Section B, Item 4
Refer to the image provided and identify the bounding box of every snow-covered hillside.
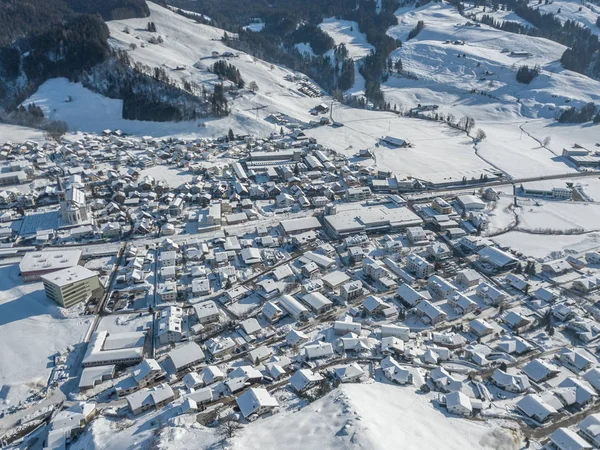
[319,18,373,97]
[21,2,329,137]
[385,1,600,120]
[530,0,600,36]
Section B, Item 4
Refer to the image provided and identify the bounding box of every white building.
[59,186,92,225]
[406,253,434,279]
[41,265,100,308]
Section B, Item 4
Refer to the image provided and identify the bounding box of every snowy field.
[0,265,91,407]
[0,123,47,143]
[493,230,600,260]
[138,165,196,188]
[305,107,496,182]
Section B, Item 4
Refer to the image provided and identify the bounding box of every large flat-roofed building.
[249,149,302,162]
[324,203,421,238]
[0,170,27,186]
[82,330,146,367]
[279,216,322,236]
[19,249,83,282]
[41,265,100,308]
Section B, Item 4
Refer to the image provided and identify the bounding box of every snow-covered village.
[1,0,600,449]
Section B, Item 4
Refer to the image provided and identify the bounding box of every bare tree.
[248,81,259,93]
[218,417,242,440]
[44,120,68,142]
[475,128,487,141]
[542,136,551,147]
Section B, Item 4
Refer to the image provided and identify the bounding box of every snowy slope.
[74,382,520,450]
[319,18,373,96]
[22,2,329,137]
[385,1,600,119]
[379,1,600,177]
[531,0,600,36]
[319,18,375,60]
[235,383,519,450]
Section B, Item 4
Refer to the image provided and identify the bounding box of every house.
[381,356,412,384]
[236,388,279,419]
[278,294,309,320]
[573,276,600,293]
[583,368,600,392]
[363,295,387,315]
[555,377,597,408]
[426,242,452,261]
[193,301,220,324]
[165,343,205,373]
[157,306,184,345]
[457,194,485,211]
[381,336,405,355]
[396,284,425,308]
[305,342,334,360]
[490,369,530,393]
[247,346,274,365]
[341,280,363,302]
[381,324,410,341]
[126,383,175,416]
[301,292,333,314]
[407,226,428,245]
[549,428,592,450]
[521,359,560,383]
[415,301,447,325]
[445,391,473,416]
[427,275,456,300]
[455,269,481,288]
[476,282,506,306]
[558,348,594,372]
[447,292,477,315]
[186,387,214,406]
[334,319,362,335]
[334,363,364,383]
[469,318,495,337]
[289,369,323,392]
[286,329,309,347]
[45,402,98,449]
[542,260,572,277]
[579,414,600,447]
[516,394,558,422]
[206,336,237,358]
[502,310,531,330]
[239,318,262,336]
[496,336,533,355]
[406,253,434,279]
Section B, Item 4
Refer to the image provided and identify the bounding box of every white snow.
[305,106,496,183]
[0,265,91,407]
[294,42,316,57]
[234,382,520,450]
[319,18,375,60]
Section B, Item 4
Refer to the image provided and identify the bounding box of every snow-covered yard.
[0,265,91,407]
